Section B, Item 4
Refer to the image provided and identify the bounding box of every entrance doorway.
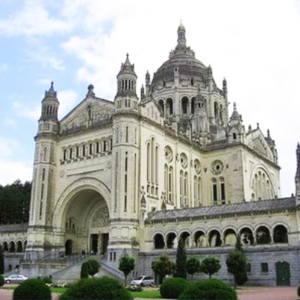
[101,234,109,255]
[91,234,98,254]
[276,261,291,286]
[65,239,73,256]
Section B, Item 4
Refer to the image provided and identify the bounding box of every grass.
[1,286,67,294]
[130,290,161,298]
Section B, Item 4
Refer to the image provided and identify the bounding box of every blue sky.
[0,0,300,197]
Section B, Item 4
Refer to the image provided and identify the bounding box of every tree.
[200,256,221,278]
[119,255,135,286]
[86,259,101,277]
[226,235,247,288]
[175,238,187,279]
[152,256,175,283]
[226,250,247,288]
[186,256,201,280]
[80,262,89,278]
[0,245,4,274]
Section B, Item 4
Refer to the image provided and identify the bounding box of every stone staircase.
[51,255,124,283]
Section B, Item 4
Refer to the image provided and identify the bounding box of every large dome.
[151,24,209,90]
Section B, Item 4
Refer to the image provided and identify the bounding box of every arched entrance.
[65,239,73,256]
[60,187,110,256]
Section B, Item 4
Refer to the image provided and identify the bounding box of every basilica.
[1,23,300,286]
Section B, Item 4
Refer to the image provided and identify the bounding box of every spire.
[43,81,58,102]
[49,81,54,92]
[230,102,242,122]
[177,21,186,48]
[40,81,59,122]
[118,53,136,77]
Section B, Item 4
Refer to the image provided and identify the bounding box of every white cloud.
[4,117,17,127]
[58,89,79,119]
[0,137,32,184]
[26,45,65,70]
[0,0,72,37]
[0,159,33,185]
[0,137,19,158]
[13,101,40,120]
[0,64,8,71]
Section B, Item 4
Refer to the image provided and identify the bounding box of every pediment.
[60,98,114,133]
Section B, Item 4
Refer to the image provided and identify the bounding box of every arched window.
[166,233,177,249]
[154,234,165,249]
[212,178,218,204]
[147,138,159,195]
[233,132,237,140]
[116,127,119,143]
[125,127,129,142]
[180,170,184,207]
[194,231,207,248]
[209,230,222,247]
[224,229,237,246]
[214,102,219,120]
[124,152,128,212]
[158,100,164,115]
[166,98,173,116]
[273,225,288,243]
[256,226,271,244]
[220,177,226,204]
[184,172,188,207]
[191,97,196,114]
[182,97,188,114]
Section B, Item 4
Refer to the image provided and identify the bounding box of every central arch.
[52,178,111,255]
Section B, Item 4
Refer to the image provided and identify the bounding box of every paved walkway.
[238,286,297,300]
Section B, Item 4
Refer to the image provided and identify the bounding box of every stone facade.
[1,23,300,286]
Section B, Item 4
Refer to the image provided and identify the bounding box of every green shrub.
[160,277,189,299]
[86,259,100,276]
[178,278,237,300]
[13,278,51,300]
[0,275,4,287]
[298,284,300,297]
[42,276,52,284]
[80,261,89,278]
[59,277,133,300]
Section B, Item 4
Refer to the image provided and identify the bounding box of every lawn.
[130,290,161,298]
[1,286,67,294]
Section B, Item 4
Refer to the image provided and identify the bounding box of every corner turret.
[116,54,137,99]
[38,82,59,135]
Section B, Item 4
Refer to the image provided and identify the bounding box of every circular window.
[164,146,173,163]
[211,160,224,175]
[180,153,188,169]
[194,159,202,174]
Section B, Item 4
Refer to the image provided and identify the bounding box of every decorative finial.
[233,102,236,111]
[49,81,54,92]
[267,129,270,138]
[257,123,260,129]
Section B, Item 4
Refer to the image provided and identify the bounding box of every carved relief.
[91,206,109,228]
[211,160,224,175]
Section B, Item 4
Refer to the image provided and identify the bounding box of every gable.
[60,97,114,133]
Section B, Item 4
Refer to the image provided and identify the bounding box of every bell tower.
[25,82,59,261]
[110,54,140,263]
